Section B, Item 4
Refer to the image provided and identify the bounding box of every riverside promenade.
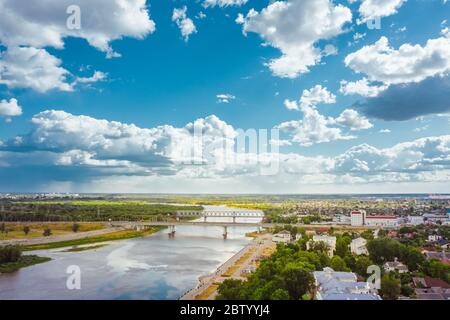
[180,233,275,300]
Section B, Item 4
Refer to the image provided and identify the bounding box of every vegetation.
[380,274,401,300]
[0,201,203,222]
[22,227,161,251]
[0,245,51,273]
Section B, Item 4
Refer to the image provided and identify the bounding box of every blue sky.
[0,0,449,193]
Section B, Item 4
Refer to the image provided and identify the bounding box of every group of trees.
[0,245,22,264]
[0,201,203,222]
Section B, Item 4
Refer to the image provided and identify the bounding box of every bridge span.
[176,210,263,223]
[115,220,375,240]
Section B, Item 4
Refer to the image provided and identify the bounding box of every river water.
[0,206,262,300]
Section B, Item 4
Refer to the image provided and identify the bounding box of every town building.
[423,250,449,265]
[333,214,351,224]
[413,277,450,300]
[407,216,425,226]
[351,210,398,227]
[350,237,368,255]
[313,267,381,300]
[384,259,409,273]
[307,235,336,257]
[272,230,292,244]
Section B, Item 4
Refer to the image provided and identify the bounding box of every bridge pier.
[168,225,176,238]
[232,216,236,223]
[203,216,207,223]
[223,226,228,240]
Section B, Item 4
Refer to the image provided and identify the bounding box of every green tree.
[43,227,52,237]
[0,223,5,233]
[270,288,290,300]
[354,256,374,277]
[335,236,351,258]
[0,245,22,263]
[23,226,30,235]
[216,279,244,300]
[381,275,401,300]
[281,263,314,300]
[71,223,80,233]
[367,237,400,264]
[330,256,350,272]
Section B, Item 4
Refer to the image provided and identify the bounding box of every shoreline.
[180,233,275,300]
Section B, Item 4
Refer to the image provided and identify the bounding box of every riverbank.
[20,227,162,251]
[180,233,276,300]
[0,255,51,273]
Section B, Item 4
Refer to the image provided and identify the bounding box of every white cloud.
[300,85,336,107]
[217,93,236,103]
[0,46,72,92]
[379,129,391,133]
[172,6,197,42]
[0,98,22,121]
[74,71,107,85]
[335,109,373,131]
[358,0,407,23]
[1,110,450,192]
[277,105,355,146]
[237,0,352,78]
[0,0,155,58]
[345,35,450,85]
[203,0,248,7]
[339,78,388,97]
[323,44,338,56]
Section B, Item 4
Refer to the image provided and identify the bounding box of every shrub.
[0,245,22,263]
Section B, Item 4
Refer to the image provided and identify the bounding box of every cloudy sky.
[0,0,449,193]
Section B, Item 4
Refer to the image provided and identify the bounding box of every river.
[0,206,262,300]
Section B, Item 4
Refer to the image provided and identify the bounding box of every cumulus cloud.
[0,98,22,121]
[340,78,388,97]
[236,0,352,78]
[335,109,373,130]
[0,46,72,92]
[345,35,450,85]
[203,0,248,7]
[354,75,450,120]
[1,110,449,192]
[357,0,407,23]
[172,6,197,42]
[0,0,155,58]
[284,85,336,110]
[277,105,355,146]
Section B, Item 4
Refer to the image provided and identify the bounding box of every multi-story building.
[351,210,398,227]
[307,235,336,257]
[313,267,381,300]
[350,237,368,255]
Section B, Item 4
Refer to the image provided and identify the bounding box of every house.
[413,276,450,300]
[384,258,409,273]
[428,234,442,242]
[313,267,381,300]
[437,239,449,249]
[307,235,336,257]
[350,237,368,255]
[423,250,450,264]
[272,230,292,244]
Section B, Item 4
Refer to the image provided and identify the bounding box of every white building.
[407,216,425,226]
[351,210,398,227]
[384,259,408,273]
[333,214,351,224]
[350,237,368,255]
[313,267,381,300]
[272,230,291,244]
[428,234,443,242]
[351,210,366,226]
[307,235,336,257]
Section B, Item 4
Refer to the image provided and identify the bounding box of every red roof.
[424,276,450,289]
[366,215,397,219]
